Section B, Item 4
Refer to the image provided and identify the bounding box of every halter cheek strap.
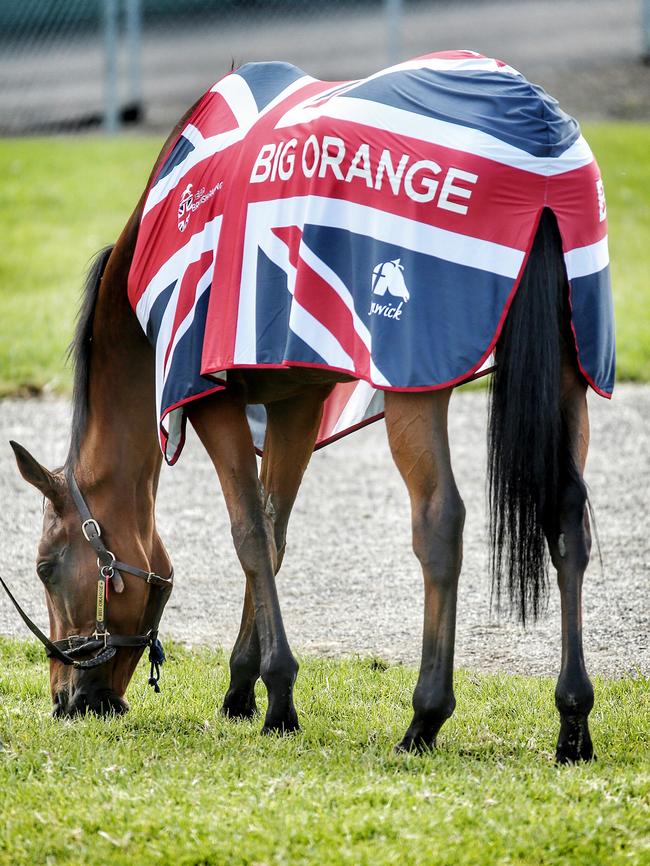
[0,474,173,689]
[69,474,173,590]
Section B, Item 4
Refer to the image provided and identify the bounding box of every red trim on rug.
[566,280,613,399]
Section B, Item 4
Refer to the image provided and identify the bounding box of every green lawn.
[0,639,648,866]
[0,137,161,395]
[0,124,649,395]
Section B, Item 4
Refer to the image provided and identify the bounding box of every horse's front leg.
[222,582,260,719]
[547,370,595,763]
[385,389,464,752]
[219,389,330,722]
[187,394,299,733]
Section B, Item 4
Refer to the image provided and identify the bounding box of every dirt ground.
[1,384,648,679]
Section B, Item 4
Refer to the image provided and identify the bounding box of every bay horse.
[9,60,604,763]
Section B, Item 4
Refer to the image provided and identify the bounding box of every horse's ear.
[10,441,64,508]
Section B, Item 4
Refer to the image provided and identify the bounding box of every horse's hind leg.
[547,362,595,762]
[188,393,302,733]
[385,389,464,752]
[219,388,330,723]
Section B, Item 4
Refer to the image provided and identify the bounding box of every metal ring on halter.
[97,550,115,570]
[98,550,116,580]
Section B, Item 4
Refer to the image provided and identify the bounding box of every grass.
[583,124,650,382]
[0,123,649,395]
[0,137,161,395]
[0,639,648,866]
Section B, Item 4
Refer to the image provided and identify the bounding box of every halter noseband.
[0,474,173,692]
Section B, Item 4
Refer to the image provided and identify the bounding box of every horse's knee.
[231,514,274,574]
[411,487,465,583]
[263,493,290,572]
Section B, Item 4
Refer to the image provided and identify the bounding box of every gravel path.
[1,385,648,679]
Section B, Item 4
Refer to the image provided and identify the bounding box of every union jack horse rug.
[128,50,615,464]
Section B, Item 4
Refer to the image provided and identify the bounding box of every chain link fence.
[1,0,649,135]
[0,0,406,135]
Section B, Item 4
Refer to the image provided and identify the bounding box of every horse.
[8,53,613,762]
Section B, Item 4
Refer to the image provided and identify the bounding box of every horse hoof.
[555,742,596,764]
[555,720,595,763]
[261,710,300,735]
[222,689,257,720]
[261,721,300,736]
[394,732,436,754]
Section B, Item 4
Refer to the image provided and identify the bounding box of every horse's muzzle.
[53,687,129,718]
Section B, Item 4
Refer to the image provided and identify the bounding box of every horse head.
[10,441,171,718]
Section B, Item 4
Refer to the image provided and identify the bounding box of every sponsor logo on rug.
[369,258,409,320]
[177,182,223,232]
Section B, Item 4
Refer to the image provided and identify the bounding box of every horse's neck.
[69,110,196,533]
[75,220,162,517]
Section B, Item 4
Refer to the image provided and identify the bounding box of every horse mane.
[66,245,115,469]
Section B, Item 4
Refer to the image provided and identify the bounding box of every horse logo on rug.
[369,258,410,320]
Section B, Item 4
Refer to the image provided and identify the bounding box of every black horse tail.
[487,208,580,624]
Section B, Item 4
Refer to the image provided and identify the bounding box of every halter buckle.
[81,518,101,541]
[92,628,110,647]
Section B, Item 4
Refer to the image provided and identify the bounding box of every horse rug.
[127,50,615,464]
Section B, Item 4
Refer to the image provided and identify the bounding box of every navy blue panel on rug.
[285,332,329,369]
[146,282,176,344]
[155,135,195,183]
[236,62,305,111]
[569,266,615,393]
[299,224,512,387]
[345,69,580,158]
[255,248,292,364]
[161,288,215,411]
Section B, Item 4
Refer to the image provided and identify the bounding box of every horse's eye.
[36,561,56,583]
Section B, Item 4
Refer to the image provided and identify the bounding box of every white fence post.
[125,0,143,118]
[385,0,403,67]
[103,0,120,134]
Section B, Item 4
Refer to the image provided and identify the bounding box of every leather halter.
[0,474,173,691]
